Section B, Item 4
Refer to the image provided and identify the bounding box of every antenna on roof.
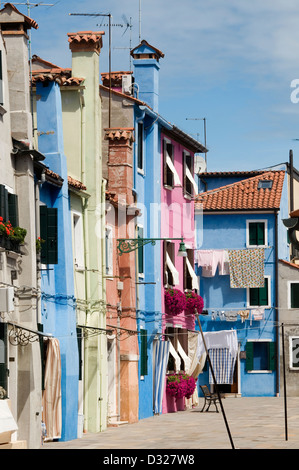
[186,117,207,170]
[112,14,133,70]
[69,11,113,127]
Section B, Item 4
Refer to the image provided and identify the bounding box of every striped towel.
[208,348,236,385]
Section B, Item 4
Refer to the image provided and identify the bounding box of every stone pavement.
[42,396,299,450]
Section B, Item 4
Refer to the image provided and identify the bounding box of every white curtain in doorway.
[42,338,62,440]
[153,340,170,414]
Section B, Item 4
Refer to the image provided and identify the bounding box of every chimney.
[130,40,164,112]
[0,3,38,142]
[105,127,135,205]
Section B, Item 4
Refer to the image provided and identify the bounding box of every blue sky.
[13,0,299,172]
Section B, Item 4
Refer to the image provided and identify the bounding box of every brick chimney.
[105,127,135,206]
[130,40,164,112]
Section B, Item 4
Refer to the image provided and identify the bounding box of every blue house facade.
[34,79,79,441]
[195,168,289,397]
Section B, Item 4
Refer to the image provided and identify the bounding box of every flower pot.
[166,394,177,413]
[0,235,5,249]
[176,396,185,411]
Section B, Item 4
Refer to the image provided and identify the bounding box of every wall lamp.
[117,237,187,256]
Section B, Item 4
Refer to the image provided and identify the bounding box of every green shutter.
[268,342,276,371]
[40,205,58,264]
[249,287,259,306]
[259,278,268,306]
[0,323,7,391]
[0,185,8,221]
[245,342,254,371]
[47,208,58,264]
[140,329,148,376]
[249,222,265,246]
[77,328,82,381]
[137,226,144,275]
[291,283,299,308]
[8,193,18,227]
[37,323,45,390]
[249,223,257,245]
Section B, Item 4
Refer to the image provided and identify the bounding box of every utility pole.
[69,12,112,127]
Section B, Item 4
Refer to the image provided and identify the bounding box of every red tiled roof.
[1,3,38,29]
[104,128,134,142]
[279,259,299,270]
[67,31,104,45]
[68,176,86,191]
[31,55,84,87]
[195,170,285,211]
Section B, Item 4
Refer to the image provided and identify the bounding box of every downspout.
[289,150,295,259]
[275,209,280,396]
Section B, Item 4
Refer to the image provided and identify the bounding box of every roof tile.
[195,170,285,211]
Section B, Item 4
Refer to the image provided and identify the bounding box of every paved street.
[42,396,299,450]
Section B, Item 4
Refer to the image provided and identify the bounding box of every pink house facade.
[160,129,206,413]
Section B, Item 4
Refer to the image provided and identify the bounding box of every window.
[288,282,299,308]
[245,340,276,372]
[183,152,192,197]
[165,326,188,371]
[137,225,144,277]
[258,180,273,190]
[73,211,84,270]
[137,122,144,172]
[247,220,267,247]
[248,277,270,307]
[163,139,174,188]
[163,240,179,286]
[0,184,18,225]
[105,225,113,277]
[140,329,148,376]
[184,249,197,291]
[289,336,299,370]
[40,205,58,264]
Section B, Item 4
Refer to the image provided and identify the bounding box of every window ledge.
[247,370,272,374]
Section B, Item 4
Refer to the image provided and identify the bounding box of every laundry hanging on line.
[196,250,230,277]
[228,248,265,289]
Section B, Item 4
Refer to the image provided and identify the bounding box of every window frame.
[288,281,299,309]
[104,225,113,278]
[163,240,177,287]
[245,339,276,373]
[289,336,299,370]
[246,219,268,248]
[39,204,58,265]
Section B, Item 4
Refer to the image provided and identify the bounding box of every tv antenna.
[69,12,112,127]
[186,117,207,169]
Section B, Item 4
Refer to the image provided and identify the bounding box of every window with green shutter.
[140,329,148,376]
[0,185,19,226]
[290,282,299,308]
[248,221,266,246]
[245,341,276,371]
[249,277,269,306]
[40,205,58,264]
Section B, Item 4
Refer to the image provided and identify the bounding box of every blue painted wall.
[195,170,289,397]
[134,106,162,419]
[36,81,79,441]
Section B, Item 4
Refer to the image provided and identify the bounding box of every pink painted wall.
[160,133,196,332]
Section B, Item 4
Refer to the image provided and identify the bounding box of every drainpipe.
[275,209,280,396]
[289,150,295,259]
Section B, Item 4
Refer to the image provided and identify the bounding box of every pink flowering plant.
[165,288,187,316]
[166,373,196,399]
[185,291,204,315]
